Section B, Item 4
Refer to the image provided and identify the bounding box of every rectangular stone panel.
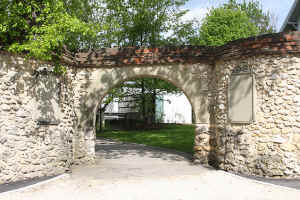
[228,73,255,123]
[31,72,62,124]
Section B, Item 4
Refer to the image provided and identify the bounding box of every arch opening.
[93,76,196,154]
[74,64,211,167]
[94,76,195,127]
[93,74,197,126]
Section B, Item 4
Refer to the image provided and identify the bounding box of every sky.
[182,0,295,31]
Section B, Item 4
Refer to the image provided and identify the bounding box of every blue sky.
[183,0,295,31]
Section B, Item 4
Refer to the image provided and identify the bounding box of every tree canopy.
[100,77,181,126]
[95,0,189,125]
[96,0,189,47]
[197,7,259,46]
[196,0,276,46]
[223,0,276,34]
[0,0,277,58]
[0,0,98,63]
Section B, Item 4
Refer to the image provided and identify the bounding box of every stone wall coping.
[2,31,300,68]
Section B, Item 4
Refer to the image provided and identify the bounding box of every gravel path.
[1,139,300,200]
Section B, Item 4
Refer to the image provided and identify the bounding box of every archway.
[73,63,212,165]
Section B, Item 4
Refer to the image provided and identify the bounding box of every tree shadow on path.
[95,138,194,163]
[95,138,300,190]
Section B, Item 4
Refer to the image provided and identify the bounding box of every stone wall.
[0,53,75,184]
[0,52,212,184]
[2,31,300,184]
[214,55,300,178]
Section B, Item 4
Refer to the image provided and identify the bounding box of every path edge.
[0,174,70,195]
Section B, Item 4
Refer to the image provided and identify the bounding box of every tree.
[94,0,189,130]
[96,0,189,47]
[166,19,201,45]
[97,86,127,131]
[197,6,259,46]
[98,77,181,130]
[224,0,276,34]
[0,0,97,65]
[127,78,180,124]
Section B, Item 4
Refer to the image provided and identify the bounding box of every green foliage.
[97,0,189,47]
[224,0,276,34]
[98,124,195,153]
[198,7,259,46]
[96,0,190,119]
[194,0,276,46]
[124,78,181,122]
[125,78,180,94]
[0,0,97,62]
[166,19,201,45]
[101,86,128,111]
[53,64,67,75]
[101,77,181,115]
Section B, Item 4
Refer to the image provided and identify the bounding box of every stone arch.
[73,63,211,164]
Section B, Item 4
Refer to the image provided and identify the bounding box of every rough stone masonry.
[1,31,300,184]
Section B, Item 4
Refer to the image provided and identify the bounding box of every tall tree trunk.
[99,109,103,132]
[151,90,156,124]
[97,107,103,133]
[141,80,146,123]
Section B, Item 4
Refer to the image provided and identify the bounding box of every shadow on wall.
[33,68,61,124]
[30,67,71,165]
[0,56,71,184]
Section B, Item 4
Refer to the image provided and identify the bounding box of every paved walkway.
[1,139,300,200]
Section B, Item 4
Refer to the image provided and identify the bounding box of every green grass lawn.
[97,124,195,153]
